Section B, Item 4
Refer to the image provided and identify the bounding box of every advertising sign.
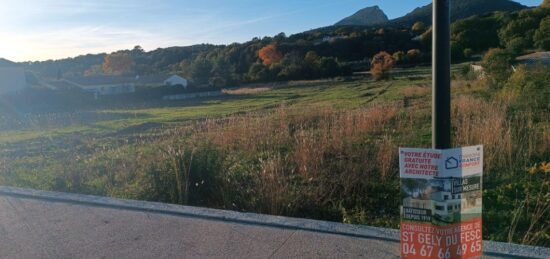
[400,145,483,259]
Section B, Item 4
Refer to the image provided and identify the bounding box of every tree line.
[22,1,550,88]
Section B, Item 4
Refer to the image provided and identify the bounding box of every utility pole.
[432,0,451,149]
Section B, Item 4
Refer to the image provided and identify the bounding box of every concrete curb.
[1,186,548,258]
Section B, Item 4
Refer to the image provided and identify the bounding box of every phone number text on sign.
[401,218,482,259]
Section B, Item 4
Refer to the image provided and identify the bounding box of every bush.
[392,51,406,64]
[506,37,529,55]
[504,64,550,110]
[482,48,514,88]
[370,52,395,80]
[534,17,550,50]
[463,48,474,59]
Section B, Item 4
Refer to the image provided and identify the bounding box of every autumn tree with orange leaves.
[258,44,283,66]
[103,52,135,75]
[370,51,395,80]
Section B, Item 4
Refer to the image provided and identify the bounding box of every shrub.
[371,51,395,80]
[534,17,550,50]
[463,48,474,59]
[481,48,514,88]
[504,64,550,110]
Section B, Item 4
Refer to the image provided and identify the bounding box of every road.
[0,187,548,258]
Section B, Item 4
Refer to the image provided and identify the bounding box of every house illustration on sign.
[445,157,459,169]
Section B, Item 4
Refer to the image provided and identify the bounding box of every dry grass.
[3,76,548,246]
[222,87,272,95]
[452,96,546,177]
[452,97,513,173]
[401,84,431,98]
[184,104,403,217]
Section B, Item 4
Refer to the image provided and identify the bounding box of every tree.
[420,27,432,50]
[247,63,268,82]
[498,16,539,50]
[412,22,427,34]
[274,32,287,43]
[482,48,514,88]
[304,51,320,64]
[190,59,213,86]
[406,49,422,63]
[505,64,550,109]
[84,65,103,76]
[452,16,500,52]
[102,52,135,75]
[131,45,144,54]
[542,0,550,8]
[178,60,193,79]
[258,44,283,66]
[277,63,303,80]
[211,57,235,85]
[534,17,550,50]
[451,41,464,61]
[304,51,321,78]
[317,57,340,77]
[392,51,406,64]
[370,51,395,80]
[463,48,474,59]
[506,37,529,54]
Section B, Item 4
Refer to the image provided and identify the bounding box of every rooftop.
[65,74,173,87]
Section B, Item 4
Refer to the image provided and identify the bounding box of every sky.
[0,0,542,62]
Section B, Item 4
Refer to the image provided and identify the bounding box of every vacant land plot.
[1,69,548,247]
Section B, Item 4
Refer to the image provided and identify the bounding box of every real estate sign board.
[400,145,483,259]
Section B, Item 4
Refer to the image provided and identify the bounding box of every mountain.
[335,6,389,26]
[334,0,527,28]
[388,0,527,27]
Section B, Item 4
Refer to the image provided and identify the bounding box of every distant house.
[314,35,348,46]
[64,74,188,97]
[163,75,188,88]
[65,75,136,96]
[0,59,27,95]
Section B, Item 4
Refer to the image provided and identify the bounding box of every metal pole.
[432,0,451,149]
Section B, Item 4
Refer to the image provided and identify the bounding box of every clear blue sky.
[0,0,542,62]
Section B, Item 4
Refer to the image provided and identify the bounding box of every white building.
[63,74,187,98]
[402,177,482,220]
[0,67,27,95]
[163,75,188,88]
[430,177,482,217]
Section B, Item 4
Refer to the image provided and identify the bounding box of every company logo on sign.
[445,157,459,169]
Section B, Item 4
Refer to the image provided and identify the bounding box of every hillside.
[0,58,17,67]
[335,6,389,26]
[333,0,527,27]
[17,0,540,89]
[388,0,527,27]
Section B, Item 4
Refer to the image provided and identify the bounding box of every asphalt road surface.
[0,187,548,259]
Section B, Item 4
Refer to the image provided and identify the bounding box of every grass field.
[1,66,548,247]
[0,77,409,144]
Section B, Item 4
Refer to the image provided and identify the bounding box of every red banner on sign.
[401,218,482,259]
